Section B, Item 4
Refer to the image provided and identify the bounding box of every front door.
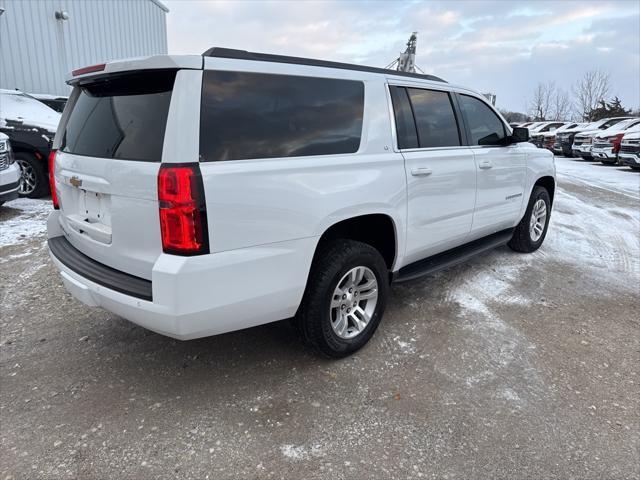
[456,94,526,237]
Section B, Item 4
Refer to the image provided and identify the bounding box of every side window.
[199,71,364,161]
[389,86,418,149]
[406,88,461,148]
[458,94,507,146]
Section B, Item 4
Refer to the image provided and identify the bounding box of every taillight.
[611,133,624,153]
[48,150,59,210]
[72,63,106,76]
[158,163,209,256]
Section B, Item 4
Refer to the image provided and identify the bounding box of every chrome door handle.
[411,167,433,177]
[478,160,493,169]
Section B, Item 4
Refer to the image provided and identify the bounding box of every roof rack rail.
[202,47,446,83]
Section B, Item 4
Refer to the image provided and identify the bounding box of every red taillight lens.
[158,164,209,256]
[612,133,624,153]
[72,63,106,76]
[48,150,59,210]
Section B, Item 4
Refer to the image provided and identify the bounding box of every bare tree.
[573,69,610,121]
[551,88,572,120]
[529,81,556,121]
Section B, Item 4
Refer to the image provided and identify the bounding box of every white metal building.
[0,0,168,96]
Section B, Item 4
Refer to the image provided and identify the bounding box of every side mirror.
[511,127,529,143]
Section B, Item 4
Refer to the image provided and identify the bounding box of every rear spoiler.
[67,55,203,85]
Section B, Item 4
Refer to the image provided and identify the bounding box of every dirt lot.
[1,157,639,479]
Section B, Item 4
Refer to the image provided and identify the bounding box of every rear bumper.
[47,211,315,340]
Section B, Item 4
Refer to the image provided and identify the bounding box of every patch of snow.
[501,388,521,401]
[394,335,417,354]
[280,444,324,460]
[0,198,51,247]
[280,444,307,460]
[555,156,640,199]
[0,89,60,132]
[546,189,639,277]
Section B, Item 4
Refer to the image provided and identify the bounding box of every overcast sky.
[165,0,639,114]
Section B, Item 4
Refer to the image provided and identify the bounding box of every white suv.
[47,49,556,357]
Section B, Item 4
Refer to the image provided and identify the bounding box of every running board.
[394,228,514,283]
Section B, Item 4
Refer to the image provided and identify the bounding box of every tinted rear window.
[389,86,418,149]
[200,71,364,161]
[61,70,176,161]
[406,88,460,148]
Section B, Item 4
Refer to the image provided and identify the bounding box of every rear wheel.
[15,153,49,198]
[508,186,551,253]
[295,239,389,358]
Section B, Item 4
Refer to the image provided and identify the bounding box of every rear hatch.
[53,70,176,280]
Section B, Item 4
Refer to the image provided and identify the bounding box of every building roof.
[149,0,169,13]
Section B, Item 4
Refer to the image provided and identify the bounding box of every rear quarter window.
[199,71,364,161]
[61,70,176,162]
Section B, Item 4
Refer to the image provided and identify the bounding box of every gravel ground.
[1,157,639,479]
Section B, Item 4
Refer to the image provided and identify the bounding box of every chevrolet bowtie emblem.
[69,176,82,188]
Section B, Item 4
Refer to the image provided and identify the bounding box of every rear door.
[456,93,526,237]
[52,69,183,279]
[390,85,476,265]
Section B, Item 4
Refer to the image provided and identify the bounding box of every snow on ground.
[0,198,51,248]
[554,156,640,198]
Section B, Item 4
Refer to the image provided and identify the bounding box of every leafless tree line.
[528,69,611,122]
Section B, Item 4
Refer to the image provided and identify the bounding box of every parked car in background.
[556,123,590,157]
[47,50,555,357]
[618,127,640,170]
[29,93,68,113]
[0,89,61,197]
[591,118,640,165]
[572,117,634,160]
[0,132,21,206]
[529,122,566,148]
[546,123,584,154]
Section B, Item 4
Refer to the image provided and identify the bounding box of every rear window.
[199,71,364,161]
[406,88,460,148]
[61,70,176,161]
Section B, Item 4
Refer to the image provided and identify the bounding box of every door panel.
[470,145,526,236]
[455,93,526,237]
[403,148,476,264]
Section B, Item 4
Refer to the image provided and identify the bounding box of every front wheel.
[508,186,551,253]
[295,239,389,358]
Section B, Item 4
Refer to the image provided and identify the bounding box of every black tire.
[508,186,551,253]
[295,239,389,358]
[15,152,49,198]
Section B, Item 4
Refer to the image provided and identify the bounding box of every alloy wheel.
[16,159,37,195]
[529,199,547,242]
[329,266,379,339]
